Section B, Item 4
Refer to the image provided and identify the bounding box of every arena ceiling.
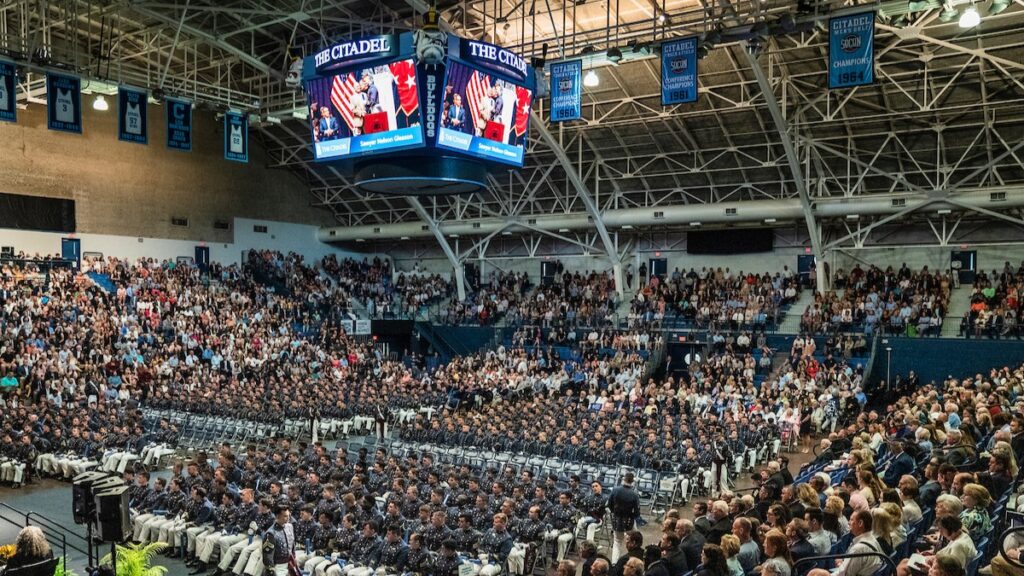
[2,0,1024,255]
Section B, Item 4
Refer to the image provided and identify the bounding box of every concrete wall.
[0,100,332,242]
[0,218,372,265]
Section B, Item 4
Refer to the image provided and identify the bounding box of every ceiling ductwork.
[318,188,1024,242]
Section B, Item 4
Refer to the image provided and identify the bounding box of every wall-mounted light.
[92,95,109,111]
[583,70,599,87]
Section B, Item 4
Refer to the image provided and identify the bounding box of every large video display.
[435,60,533,167]
[305,58,423,160]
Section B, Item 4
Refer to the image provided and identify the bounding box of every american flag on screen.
[330,72,361,132]
[466,69,492,133]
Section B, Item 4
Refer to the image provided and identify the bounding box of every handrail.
[998,526,1024,568]
[0,502,88,562]
[793,551,898,573]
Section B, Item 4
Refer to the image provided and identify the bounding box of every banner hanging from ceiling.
[166,98,193,151]
[829,11,875,89]
[661,37,698,106]
[118,86,148,144]
[0,61,16,123]
[47,73,82,133]
[549,59,582,122]
[224,110,248,163]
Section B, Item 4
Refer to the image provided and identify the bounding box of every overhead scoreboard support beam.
[408,196,467,302]
[530,110,624,297]
[741,40,826,293]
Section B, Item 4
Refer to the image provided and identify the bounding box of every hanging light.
[658,12,666,23]
[583,70,599,87]
[958,4,980,27]
[92,94,109,111]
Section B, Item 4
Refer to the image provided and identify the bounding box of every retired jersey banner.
[829,12,875,89]
[166,98,193,151]
[661,37,698,106]
[0,61,16,123]
[549,60,582,122]
[118,86,148,144]
[224,111,248,163]
[47,73,82,133]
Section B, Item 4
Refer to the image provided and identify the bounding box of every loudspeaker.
[94,486,130,542]
[72,471,108,525]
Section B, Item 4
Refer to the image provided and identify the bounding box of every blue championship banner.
[829,12,875,89]
[549,60,582,122]
[0,60,15,123]
[47,73,82,133]
[661,37,698,106]
[118,86,148,144]
[224,111,248,163]
[166,98,193,151]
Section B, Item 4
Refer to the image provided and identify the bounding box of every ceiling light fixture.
[958,4,980,27]
[989,0,1011,14]
[658,12,666,23]
[606,47,623,63]
[583,70,599,87]
[938,2,960,22]
[92,94,109,111]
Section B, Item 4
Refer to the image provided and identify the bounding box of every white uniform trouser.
[60,457,98,479]
[0,460,26,483]
[508,543,529,575]
[223,537,262,573]
[612,531,627,563]
[142,516,175,543]
[213,533,251,568]
[162,518,188,547]
[575,517,601,542]
[734,455,745,476]
[142,444,176,467]
[545,529,573,561]
[243,544,267,576]
[680,477,692,502]
[133,513,157,541]
[35,453,59,475]
[700,467,713,491]
[186,525,214,554]
[746,448,758,470]
[196,530,225,562]
[268,565,288,576]
[304,555,335,576]
[712,462,729,494]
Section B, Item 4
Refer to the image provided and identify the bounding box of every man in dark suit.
[674,519,704,571]
[692,502,711,535]
[705,501,732,545]
[787,519,816,576]
[488,86,504,121]
[660,533,689,576]
[918,456,943,511]
[882,440,916,488]
[445,94,467,132]
[610,531,644,576]
[1011,415,1024,464]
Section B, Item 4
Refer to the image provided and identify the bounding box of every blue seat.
[966,551,984,576]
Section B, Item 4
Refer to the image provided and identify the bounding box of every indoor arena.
[0,1,1023,576]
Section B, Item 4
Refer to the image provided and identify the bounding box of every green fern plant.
[53,557,79,576]
[99,541,168,576]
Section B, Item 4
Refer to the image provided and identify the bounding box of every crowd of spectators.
[807,265,951,336]
[962,263,1023,338]
[628,269,800,330]
[440,271,532,326]
[504,271,619,328]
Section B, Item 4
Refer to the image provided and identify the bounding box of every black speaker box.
[94,486,131,542]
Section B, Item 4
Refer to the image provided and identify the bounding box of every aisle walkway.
[942,285,973,337]
[777,289,816,333]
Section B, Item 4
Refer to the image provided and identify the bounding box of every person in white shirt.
[808,510,883,576]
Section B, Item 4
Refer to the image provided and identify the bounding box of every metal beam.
[407,196,467,301]
[530,110,624,295]
[129,5,276,77]
[742,41,825,291]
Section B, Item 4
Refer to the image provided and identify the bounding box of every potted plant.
[0,543,15,567]
[53,557,79,576]
[99,542,168,576]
